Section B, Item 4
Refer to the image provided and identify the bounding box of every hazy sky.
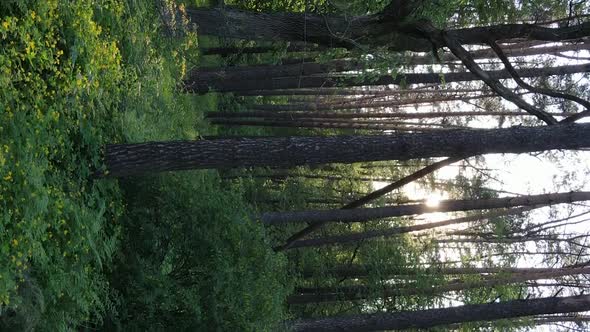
[369,46,590,331]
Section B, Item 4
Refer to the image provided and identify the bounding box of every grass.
[0,0,290,330]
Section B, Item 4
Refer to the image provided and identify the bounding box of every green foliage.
[2,0,289,330]
[460,274,524,305]
[232,0,327,12]
[105,174,290,331]
[229,0,387,15]
[101,1,290,330]
[0,1,124,329]
[417,0,572,27]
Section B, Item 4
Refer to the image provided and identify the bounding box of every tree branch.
[441,31,559,125]
[487,39,590,124]
[273,156,466,251]
[451,22,590,44]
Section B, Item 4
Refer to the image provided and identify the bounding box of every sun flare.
[425,194,442,208]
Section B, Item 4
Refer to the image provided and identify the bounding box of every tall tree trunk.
[206,110,566,120]
[288,294,590,331]
[234,120,468,128]
[415,41,589,64]
[248,93,497,112]
[210,118,463,131]
[283,207,534,249]
[100,123,590,177]
[188,60,357,88]
[532,315,590,325]
[235,87,465,97]
[222,173,392,182]
[182,63,590,93]
[187,7,590,51]
[288,266,590,305]
[195,42,588,86]
[445,314,590,330]
[433,235,585,245]
[259,198,342,205]
[186,7,428,51]
[303,265,585,279]
[284,88,486,106]
[261,191,590,225]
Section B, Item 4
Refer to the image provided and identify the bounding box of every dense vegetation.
[2,0,590,331]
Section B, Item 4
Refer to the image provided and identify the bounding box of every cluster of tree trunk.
[261,191,590,225]
[288,294,590,331]
[183,63,590,93]
[96,2,590,330]
[281,206,535,249]
[289,266,590,304]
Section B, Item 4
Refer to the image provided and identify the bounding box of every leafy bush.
[105,174,290,331]
[0,1,124,329]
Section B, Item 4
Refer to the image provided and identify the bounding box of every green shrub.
[106,174,290,331]
[0,1,124,329]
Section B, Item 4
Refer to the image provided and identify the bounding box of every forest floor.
[1,0,290,330]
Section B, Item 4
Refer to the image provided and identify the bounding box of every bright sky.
[368,45,590,331]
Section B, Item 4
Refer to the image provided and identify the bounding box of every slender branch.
[285,207,535,249]
[289,294,590,331]
[487,39,590,124]
[441,30,558,125]
[206,110,568,120]
[289,267,590,304]
[273,156,465,251]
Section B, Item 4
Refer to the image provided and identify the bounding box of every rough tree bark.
[187,59,357,89]
[193,42,588,88]
[303,264,584,279]
[210,119,464,131]
[288,266,590,305]
[186,6,428,51]
[282,207,534,249]
[433,235,586,245]
[187,6,590,51]
[206,110,566,120]
[182,63,590,93]
[235,87,473,97]
[100,123,590,177]
[445,314,590,330]
[288,294,590,331]
[200,42,324,56]
[247,93,497,112]
[261,191,590,225]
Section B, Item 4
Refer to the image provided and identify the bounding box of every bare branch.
[274,156,465,251]
[487,39,590,124]
[441,31,559,125]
